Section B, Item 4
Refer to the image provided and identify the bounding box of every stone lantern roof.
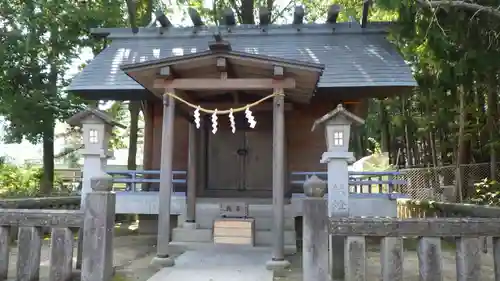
[311,104,365,132]
[67,108,126,129]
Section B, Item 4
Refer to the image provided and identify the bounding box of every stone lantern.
[67,107,125,204]
[311,103,364,215]
[311,103,364,155]
[311,103,365,280]
[67,108,124,158]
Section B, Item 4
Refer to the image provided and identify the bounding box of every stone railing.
[303,197,500,281]
[0,196,80,210]
[0,177,115,281]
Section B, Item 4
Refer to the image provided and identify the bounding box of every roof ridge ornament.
[209,32,232,52]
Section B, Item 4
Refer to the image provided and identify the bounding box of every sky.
[0,0,293,165]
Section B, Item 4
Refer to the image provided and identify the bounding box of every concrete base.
[182,221,198,229]
[151,255,175,268]
[265,259,291,271]
[138,215,159,234]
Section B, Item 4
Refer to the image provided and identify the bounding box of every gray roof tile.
[68,23,416,93]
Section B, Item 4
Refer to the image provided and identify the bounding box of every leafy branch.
[416,0,500,19]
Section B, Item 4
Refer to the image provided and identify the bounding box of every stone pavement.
[147,245,274,281]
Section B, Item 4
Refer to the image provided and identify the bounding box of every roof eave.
[120,49,325,74]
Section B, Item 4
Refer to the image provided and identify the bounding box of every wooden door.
[244,131,273,191]
[207,130,245,190]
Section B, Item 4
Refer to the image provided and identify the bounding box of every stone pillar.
[321,151,352,280]
[184,122,197,228]
[151,92,176,267]
[311,103,365,280]
[81,176,115,281]
[266,89,290,270]
[303,197,329,281]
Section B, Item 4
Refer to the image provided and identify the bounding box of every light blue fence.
[106,170,406,194]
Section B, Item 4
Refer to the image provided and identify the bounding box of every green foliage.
[0,0,127,192]
[0,162,67,198]
[471,179,500,206]
[350,0,500,175]
[0,0,126,143]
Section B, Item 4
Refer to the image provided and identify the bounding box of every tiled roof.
[68,22,416,93]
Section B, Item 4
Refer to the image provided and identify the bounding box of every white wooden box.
[213,218,255,246]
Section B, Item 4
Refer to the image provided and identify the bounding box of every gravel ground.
[5,231,186,281]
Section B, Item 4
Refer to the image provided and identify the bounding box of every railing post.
[388,174,394,193]
[82,176,115,281]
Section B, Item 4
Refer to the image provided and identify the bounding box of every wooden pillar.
[185,122,197,226]
[197,123,207,196]
[142,101,154,190]
[266,87,290,270]
[151,92,175,267]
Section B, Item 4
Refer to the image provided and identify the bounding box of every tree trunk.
[456,86,467,202]
[429,131,438,167]
[41,33,58,195]
[487,73,498,180]
[127,101,140,170]
[41,123,55,195]
[402,97,413,167]
[239,0,255,24]
[379,99,390,154]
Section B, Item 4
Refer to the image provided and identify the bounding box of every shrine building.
[68,4,416,268]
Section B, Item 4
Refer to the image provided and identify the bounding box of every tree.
[352,0,500,201]
[0,0,125,194]
[125,0,155,171]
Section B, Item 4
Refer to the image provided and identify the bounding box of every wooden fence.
[303,197,500,281]
[0,177,115,281]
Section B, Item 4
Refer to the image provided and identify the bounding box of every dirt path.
[275,249,496,281]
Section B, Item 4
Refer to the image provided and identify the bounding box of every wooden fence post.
[302,197,329,281]
[16,226,42,281]
[49,227,74,281]
[81,176,115,281]
[0,226,9,280]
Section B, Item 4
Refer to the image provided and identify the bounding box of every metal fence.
[396,163,496,202]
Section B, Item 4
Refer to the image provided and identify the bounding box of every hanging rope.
[164,91,284,115]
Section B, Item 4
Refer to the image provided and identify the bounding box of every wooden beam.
[273,66,284,80]
[157,67,196,123]
[154,78,295,90]
[197,102,293,112]
[159,66,173,78]
[216,57,227,72]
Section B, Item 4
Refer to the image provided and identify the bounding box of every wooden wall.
[142,97,367,188]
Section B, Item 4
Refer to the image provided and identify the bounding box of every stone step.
[172,227,297,246]
[194,216,295,230]
[169,241,298,255]
[195,203,295,218]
